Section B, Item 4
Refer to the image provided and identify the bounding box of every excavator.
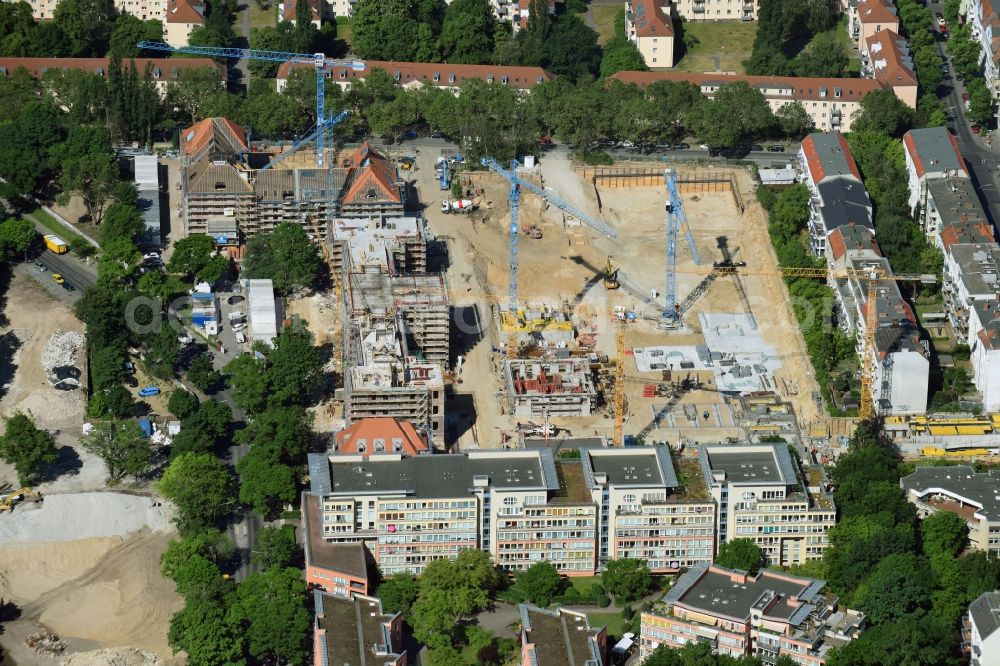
[603,256,620,290]
[0,487,42,513]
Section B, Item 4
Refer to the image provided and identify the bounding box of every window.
[503,497,518,506]
[623,494,638,504]
[374,438,385,452]
[357,438,367,453]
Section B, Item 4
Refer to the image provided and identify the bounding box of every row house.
[612,71,882,132]
[798,132,872,257]
[625,0,676,68]
[698,443,836,567]
[943,242,1000,345]
[861,30,918,108]
[304,446,718,577]
[0,56,222,97]
[925,178,991,245]
[902,127,970,222]
[164,0,206,47]
[673,0,758,21]
[848,0,899,50]
[901,466,1000,555]
[640,563,866,665]
[967,0,1000,103]
[276,60,553,95]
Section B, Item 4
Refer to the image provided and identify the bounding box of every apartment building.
[302,493,371,596]
[966,591,1000,666]
[640,563,866,665]
[861,30,918,109]
[164,0,206,47]
[970,299,1000,411]
[277,61,553,95]
[798,132,873,257]
[924,177,992,244]
[625,0,676,68]
[328,216,427,276]
[943,243,1000,343]
[968,0,1000,101]
[901,466,1000,555]
[902,127,969,221]
[520,605,607,666]
[19,0,166,20]
[0,57,222,96]
[181,118,404,241]
[312,590,406,666]
[697,443,835,567]
[280,0,321,27]
[333,417,430,457]
[305,446,717,576]
[848,0,899,50]
[826,224,881,273]
[611,72,882,132]
[503,359,598,417]
[673,0,757,21]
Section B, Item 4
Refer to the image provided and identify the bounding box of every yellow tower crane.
[614,314,626,446]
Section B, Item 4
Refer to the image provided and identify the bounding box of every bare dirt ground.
[416,152,823,447]
[287,292,345,434]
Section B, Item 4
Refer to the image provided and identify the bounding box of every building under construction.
[504,359,597,417]
[328,216,427,276]
[498,305,575,351]
[180,118,404,242]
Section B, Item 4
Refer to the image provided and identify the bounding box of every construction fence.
[574,167,746,214]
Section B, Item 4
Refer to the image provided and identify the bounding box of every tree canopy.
[715,538,764,574]
[602,557,652,603]
[0,411,57,485]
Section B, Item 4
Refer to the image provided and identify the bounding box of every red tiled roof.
[283,0,321,22]
[181,117,248,156]
[277,60,553,91]
[609,71,882,104]
[629,0,674,38]
[801,133,862,183]
[335,417,428,456]
[864,30,918,89]
[829,225,880,261]
[166,0,205,24]
[343,143,401,205]
[940,220,996,253]
[856,0,898,25]
[0,57,221,81]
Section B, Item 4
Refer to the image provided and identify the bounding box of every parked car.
[768,144,785,152]
[750,144,764,152]
[936,13,945,26]
[973,124,982,134]
[235,331,247,344]
[619,140,635,148]
[62,282,75,292]
[34,260,46,272]
[699,144,710,150]
[126,375,138,387]
[178,334,194,345]
[138,387,160,397]
[673,143,691,150]
[231,322,247,332]
[51,273,64,284]
[430,131,444,138]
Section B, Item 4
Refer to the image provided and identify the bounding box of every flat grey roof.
[901,465,1000,521]
[247,278,277,345]
[708,451,783,483]
[667,563,823,623]
[302,493,369,580]
[906,127,965,175]
[969,591,1000,640]
[817,179,872,234]
[927,177,988,226]
[325,451,559,498]
[698,443,797,486]
[950,243,1000,298]
[581,446,678,488]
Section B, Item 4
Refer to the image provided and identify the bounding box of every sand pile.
[0,492,173,544]
[61,647,159,666]
[0,537,119,602]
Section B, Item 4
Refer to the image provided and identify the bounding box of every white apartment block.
[969,299,1000,411]
[967,0,1000,101]
[903,127,970,221]
[164,0,206,47]
[848,0,899,50]
[613,72,880,132]
[967,591,1000,666]
[673,0,758,21]
[901,466,1000,555]
[943,243,1000,343]
[697,443,836,567]
[625,0,676,68]
[18,0,164,20]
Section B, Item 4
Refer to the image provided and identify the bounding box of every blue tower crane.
[480,157,618,311]
[137,41,364,167]
[663,168,701,323]
[258,110,350,171]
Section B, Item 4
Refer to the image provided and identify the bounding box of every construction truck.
[43,235,68,254]
[603,256,620,290]
[0,487,42,513]
[441,198,477,214]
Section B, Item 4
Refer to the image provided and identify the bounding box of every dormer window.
[393,70,400,81]
[392,437,403,452]
[448,73,456,83]
[432,72,440,82]
[374,438,385,452]
[500,75,508,85]
[357,438,367,453]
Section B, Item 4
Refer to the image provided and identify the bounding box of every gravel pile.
[60,647,159,666]
[42,331,84,373]
[0,493,173,544]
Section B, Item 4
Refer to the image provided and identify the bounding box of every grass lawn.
[674,21,757,74]
[800,15,860,74]
[566,575,603,594]
[27,208,91,248]
[335,18,353,49]
[586,611,627,638]
[590,4,621,45]
[250,1,276,29]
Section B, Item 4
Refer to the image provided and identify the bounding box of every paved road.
[23,212,98,293]
[234,3,251,92]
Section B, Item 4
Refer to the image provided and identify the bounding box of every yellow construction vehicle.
[0,487,42,513]
[603,256,620,291]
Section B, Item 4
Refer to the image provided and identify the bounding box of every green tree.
[794,32,849,77]
[690,81,776,148]
[376,574,421,616]
[850,88,913,137]
[143,324,181,380]
[602,557,652,603]
[108,14,163,57]
[0,218,36,262]
[544,13,601,81]
[237,444,297,516]
[187,354,223,393]
[253,525,300,569]
[162,552,229,600]
[168,388,200,419]
[157,452,235,534]
[967,77,995,127]
[233,566,310,665]
[166,67,228,124]
[52,0,116,56]
[81,420,151,483]
[438,0,498,63]
[236,404,313,461]
[161,529,235,577]
[168,598,246,665]
[100,202,144,244]
[57,146,117,226]
[424,646,466,666]
[243,222,322,292]
[920,510,967,558]
[715,538,764,574]
[249,23,298,77]
[516,560,562,606]
[224,352,269,413]
[852,553,933,624]
[826,617,952,666]
[411,549,500,649]
[0,411,57,485]
[600,36,648,78]
[266,324,323,406]
[168,234,218,279]
[776,101,813,138]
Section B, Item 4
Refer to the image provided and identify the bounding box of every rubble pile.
[25,630,66,656]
